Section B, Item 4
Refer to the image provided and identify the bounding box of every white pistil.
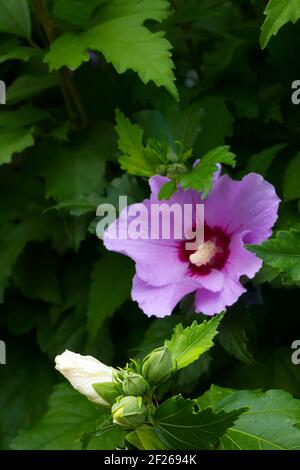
[189,240,217,267]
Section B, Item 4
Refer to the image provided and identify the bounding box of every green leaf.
[45,33,90,69]
[173,354,213,395]
[116,109,152,176]
[0,218,52,302]
[165,314,223,370]
[7,75,58,105]
[277,202,300,232]
[0,106,50,129]
[154,396,243,450]
[36,255,92,359]
[260,0,300,49]
[45,1,177,99]
[87,253,134,338]
[82,423,126,450]
[157,181,177,200]
[0,45,40,64]
[181,146,236,197]
[245,144,287,177]
[52,0,105,30]
[0,0,31,38]
[217,307,254,365]
[50,120,72,142]
[283,152,300,201]
[253,263,280,285]
[0,339,56,449]
[36,130,110,208]
[126,425,166,450]
[97,0,171,23]
[12,245,61,304]
[135,102,203,155]
[42,122,116,215]
[59,253,92,314]
[62,213,90,251]
[136,315,183,357]
[0,164,46,224]
[248,230,300,283]
[115,109,165,177]
[102,174,146,208]
[1,295,42,337]
[203,35,245,84]
[0,106,47,166]
[195,97,233,155]
[198,385,300,450]
[11,384,109,450]
[227,348,300,400]
[0,127,34,165]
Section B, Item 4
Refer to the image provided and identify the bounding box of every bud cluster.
[109,346,173,429]
[55,347,174,431]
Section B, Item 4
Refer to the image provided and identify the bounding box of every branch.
[32,0,90,127]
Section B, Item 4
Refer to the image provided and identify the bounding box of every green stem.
[58,72,77,125]
[63,69,90,128]
[32,0,90,127]
[32,0,53,42]
[27,37,41,49]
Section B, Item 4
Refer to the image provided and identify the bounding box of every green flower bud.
[156,164,167,175]
[112,396,147,429]
[166,163,187,178]
[123,372,149,396]
[141,346,173,385]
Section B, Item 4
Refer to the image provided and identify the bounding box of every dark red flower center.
[179,225,230,275]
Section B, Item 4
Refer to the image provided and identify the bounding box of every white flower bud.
[55,350,115,406]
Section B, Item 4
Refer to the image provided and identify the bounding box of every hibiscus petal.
[226,231,263,279]
[132,275,199,317]
[149,175,170,201]
[204,173,280,244]
[194,275,246,316]
[194,268,224,292]
[104,205,189,286]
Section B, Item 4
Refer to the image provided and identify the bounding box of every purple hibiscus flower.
[103,172,280,317]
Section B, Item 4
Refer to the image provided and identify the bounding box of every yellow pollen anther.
[189,240,217,267]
